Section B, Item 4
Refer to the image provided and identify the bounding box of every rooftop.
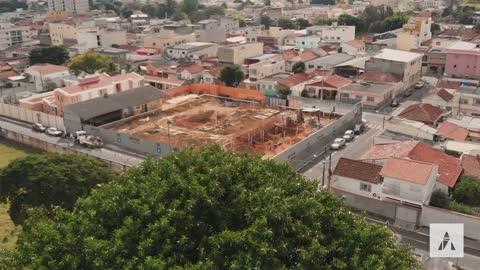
[373,48,422,62]
[316,53,355,67]
[110,95,335,157]
[380,157,434,185]
[457,86,480,96]
[437,122,469,141]
[333,158,383,184]
[26,64,68,75]
[461,154,480,178]
[344,39,365,48]
[64,85,169,120]
[169,42,214,51]
[353,71,402,83]
[436,79,463,90]
[58,72,143,95]
[341,82,392,94]
[398,103,443,124]
[426,88,454,102]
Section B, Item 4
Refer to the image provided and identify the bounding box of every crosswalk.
[366,123,383,131]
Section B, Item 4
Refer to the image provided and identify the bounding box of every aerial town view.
[0,0,479,268]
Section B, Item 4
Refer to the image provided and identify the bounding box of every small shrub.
[447,200,476,216]
[430,190,449,208]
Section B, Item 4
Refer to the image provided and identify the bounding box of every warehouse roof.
[64,85,169,120]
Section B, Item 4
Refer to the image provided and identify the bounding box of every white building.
[166,42,218,60]
[295,35,322,49]
[24,64,71,93]
[76,29,127,53]
[0,24,33,49]
[306,23,355,44]
[47,0,89,15]
[248,60,286,81]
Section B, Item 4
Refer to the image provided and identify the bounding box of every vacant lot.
[0,139,37,250]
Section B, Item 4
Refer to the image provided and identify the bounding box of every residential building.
[452,85,480,117]
[473,12,480,25]
[397,103,444,127]
[47,0,89,15]
[143,30,196,52]
[197,16,239,43]
[19,72,144,116]
[352,70,403,98]
[426,49,446,76]
[0,24,33,49]
[76,29,127,53]
[341,40,365,55]
[295,35,322,49]
[256,73,291,97]
[365,48,422,89]
[380,157,437,206]
[338,82,394,109]
[303,75,352,100]
[332,158,383,198]
[396,16,432,51]
[178,64,204,83]
[166,42,218,60]
[361,140,463,192]
[445,48,480,80]
[144,75,184,90]
[277,71,325,97]
[437,122,469,142]
[217,43,263,65]
[248,60,285,81]
[305,53,355,71]
[422,88,454,111]
[305,23,355,44]
[24,64,71,93]
[48,22,97,46]
[461,154,480,178]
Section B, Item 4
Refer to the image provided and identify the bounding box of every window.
[475,99,480,105]
[360,183,371,192]
[340,93,349,98]
[453,64,457,70]
[366,97,375,102]
[460,98,469,104]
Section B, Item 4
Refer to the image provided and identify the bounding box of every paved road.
[0,116,143,168]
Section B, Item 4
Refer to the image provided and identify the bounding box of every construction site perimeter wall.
[165,84,266,105]
[273,102,362,169]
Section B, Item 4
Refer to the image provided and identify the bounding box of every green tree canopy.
[278,18,297,29]
[219,65,244,87]
[296,18,312,30]
[292,61,306,74]
[68,52,113,75]
[29,46,70,66]
[260,15,272,29]
[276,84,292,99]
[430,190,449,208]
[337,14,364,32]
[0,0,27,13]
[310,0,335,5]
[453,176,480,207]
[10,146,420,269]
[0,153,114,225]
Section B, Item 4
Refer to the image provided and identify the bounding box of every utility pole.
[327,151,332,190]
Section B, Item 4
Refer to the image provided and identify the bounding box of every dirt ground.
[114,96,336,157]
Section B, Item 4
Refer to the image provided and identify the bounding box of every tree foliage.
[453,176,480,207]
[310,0,335,5]
[29,46,70,66]
[0,0,27,13]
[260,15,272,29]
[0,153,114,225]
[276,84,292,99]
[292,61,306,74]
[277,18,297,29]
[68,52,113,75]
[430,190,449,208]
[219,65,244,87]
[296,18,312,30]
[337,14,364,32]
[9,146,420,269]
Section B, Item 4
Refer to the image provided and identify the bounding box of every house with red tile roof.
[398,103,444,127]
[361,140,463,192]
[437,122,469,141]
[422,88,454,111]
[20,72,144,116]
[341,40,365,55]
[304,75,352,99]
[332,158,383,198]
[25,64,70,92]
[461,154,480,178]
[178,63,205,83]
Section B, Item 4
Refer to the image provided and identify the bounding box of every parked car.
[354,122,365,134]
[415,80,425,89]
[403,89,413,97]
[391,100,400,107]
[45,127,63,137]
[71,130,87,142]
[32,123,47,132]
[330,138,346,150]
[343,130,355,141]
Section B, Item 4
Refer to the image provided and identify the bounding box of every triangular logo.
[438,232,455,251]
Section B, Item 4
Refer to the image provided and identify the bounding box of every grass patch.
[0,139,37,250]
[461,0,480,9]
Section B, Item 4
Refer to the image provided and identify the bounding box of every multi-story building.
[248,60,286,81]
[143,30,196,52]
[20,72,144,116]
[165,42,218,60]
[217,43,263,65]
[47,0,89,15]
[24,64,71,93]
[49,22,97,46]
[0,24,33,49]
[445,48,480,80]
[365,48,422,90]
[76,29,127,53]
[451,85,480,117]
[396,16,432,51]
[305,23,355,44]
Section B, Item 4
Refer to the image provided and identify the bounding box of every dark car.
[354,122,365,134]
[32,123,47,132]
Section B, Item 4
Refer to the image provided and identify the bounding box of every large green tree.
[260,15,272,29]
[0,153,114,225]
[453,176,480,207]
[219,65,244,87]
[292,61,306,74]
[29,46,70,65]
[278,18,297,29]
[337,14,364,32]
[68,52,112,75]
[10,146,420,269]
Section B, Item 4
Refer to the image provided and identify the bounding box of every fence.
[273,102,362,169]
[421,205,480,240]
[0,101,65,131]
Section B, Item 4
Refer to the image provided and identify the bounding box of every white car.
[415,80,425,89]
[330,138,346,150]
[343,130,355,141]
[45,127,63,137]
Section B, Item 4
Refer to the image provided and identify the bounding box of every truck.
[71,131,103,148]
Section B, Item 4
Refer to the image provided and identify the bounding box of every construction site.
[111,94,339,157]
